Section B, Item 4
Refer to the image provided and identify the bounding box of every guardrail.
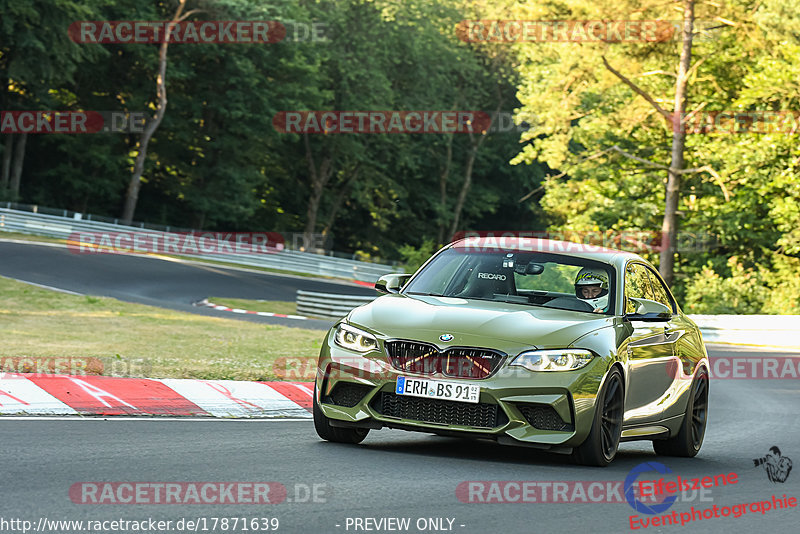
[296,290,376,319]
[292,292,800,348]
[0,207,401,283]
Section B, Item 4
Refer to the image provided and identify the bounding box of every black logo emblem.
[753,446,793,483]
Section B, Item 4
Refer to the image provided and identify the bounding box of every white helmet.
[575,267,610,311]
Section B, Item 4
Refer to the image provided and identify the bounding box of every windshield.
[403,248,616,315]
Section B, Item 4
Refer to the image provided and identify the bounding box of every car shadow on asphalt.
[349,434,719,471]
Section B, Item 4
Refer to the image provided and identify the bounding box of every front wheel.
[313,384,369,444]
[573,367,624,467]
[653,367,708,457]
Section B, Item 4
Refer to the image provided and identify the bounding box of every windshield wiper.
[406,291,447,297]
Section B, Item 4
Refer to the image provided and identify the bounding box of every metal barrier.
[0,207,401,283]
[296,290,376,319]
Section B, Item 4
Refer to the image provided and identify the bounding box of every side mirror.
[375,273,412,294]
[625,298,672,321]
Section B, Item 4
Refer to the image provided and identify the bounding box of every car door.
[643,265,703,417]
[622,262,681,425]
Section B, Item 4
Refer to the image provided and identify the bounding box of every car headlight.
[334,323,378,353]
[511,349,594,372]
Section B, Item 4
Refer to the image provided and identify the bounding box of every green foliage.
[763,255,800,314]
[508,0,800,312]
[398,240,439,274]
[684,258,768,314]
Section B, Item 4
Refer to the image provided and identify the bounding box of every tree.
[0,0,102,200]
[120,0,200,224]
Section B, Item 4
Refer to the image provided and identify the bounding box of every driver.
[575,267,609,313]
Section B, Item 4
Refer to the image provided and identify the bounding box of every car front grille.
[374,392,506,429]
[516,403,574,432]
[327,382,373,408]
[385,341,504,379]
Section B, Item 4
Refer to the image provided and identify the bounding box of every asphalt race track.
[0,240,377,329]
[1,345,798,534]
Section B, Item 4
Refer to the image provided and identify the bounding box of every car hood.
[347,293,613,351]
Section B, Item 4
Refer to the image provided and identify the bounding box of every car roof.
[448,236,645,269]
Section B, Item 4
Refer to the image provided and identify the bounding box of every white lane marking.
[0,275,83,295]
[201,301,310,321]
[0,238,65,249]
[0,377,79,415]
[159,378,311,418]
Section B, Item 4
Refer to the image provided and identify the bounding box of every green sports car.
[313,237,710,466]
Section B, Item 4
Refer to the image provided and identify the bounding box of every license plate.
[395,376,480,404]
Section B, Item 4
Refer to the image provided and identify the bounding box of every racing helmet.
[575,267,609,311]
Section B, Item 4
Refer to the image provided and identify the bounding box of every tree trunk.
[448,141,478,239]
[9,132,27,198]
[322,166,359,238]
[1,134,12,190]
[659,0,695,285]
[121,0,192,225]
[436,132,454,245]
[447,99,502,239]
[303,132,334,251]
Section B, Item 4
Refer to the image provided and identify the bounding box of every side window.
[645,267,675,312]
[624,263,655,313]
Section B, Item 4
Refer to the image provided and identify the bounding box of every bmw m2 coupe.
[313,237,710,466]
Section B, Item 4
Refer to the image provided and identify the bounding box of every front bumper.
[315,331,611,450]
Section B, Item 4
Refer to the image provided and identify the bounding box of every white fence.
[0,207,400,283]
[688,315,800,348]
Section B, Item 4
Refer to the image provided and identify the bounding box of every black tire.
[573,367,624,467]
[653,367,709,457]
[313,384,369,444]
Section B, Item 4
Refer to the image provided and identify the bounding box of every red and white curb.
[0,373,314,418]
[196,299,309,320]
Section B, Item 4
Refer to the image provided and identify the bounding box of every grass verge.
[0,275,324,381]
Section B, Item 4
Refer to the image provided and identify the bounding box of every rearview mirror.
[513,261,545,275]
[375,273,411,294]
[625,298,672,321]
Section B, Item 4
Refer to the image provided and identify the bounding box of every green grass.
[208,297,298,315]
[0,230,65,244]
[0,275,324,381]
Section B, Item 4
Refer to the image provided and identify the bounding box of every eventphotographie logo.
[754,446,793,483]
